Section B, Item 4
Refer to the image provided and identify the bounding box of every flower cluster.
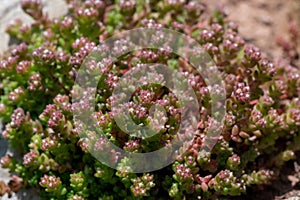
[130,173,155,198]
[0,0,299,199]
[39,174,66,195]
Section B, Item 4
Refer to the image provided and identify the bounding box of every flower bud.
[16,60,31,74]
[211,169,245,196]
[75,7,99,24]
[21,0,43,20]
[11,43,28,57]
[68,194,85,200]
[0,155,14,169]
[200,29,215,43]
[6,19,23,37]
[72,37,90,51]
[85,0,105,12]
[48,111,64,129]
[10,108,25,128]
[0,60,12,71]
[124,139,141,152]
[243,170,273,185]
[70,171,86,191]
[23,150,39,166]
[41,136,59,151]
[78,138,90,153]
[39,175,63,192]
[169,182,179,197]
[281,150,295,161]
[173,164,194,183]
[131,174,155,197]
[231,82,250,103]
[55,51,70,65]
[8,87,25,103]
[39,104,58,121]
[244,45,261,63]
[53,94,71,112]
[185,1,206,20]
[226,154,240,170]
[141,19,162,29]
[287,108,300,126]
[32,47,55,64]
[27,73,42,91]
[259,59,276,77]
[119,0,136,16]
[60,16,75,33]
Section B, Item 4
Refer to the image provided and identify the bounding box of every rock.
[0,0,68,53]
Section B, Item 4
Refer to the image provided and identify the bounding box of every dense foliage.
[0,0,299,199]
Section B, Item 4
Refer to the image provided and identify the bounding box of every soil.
[207,0,300,61]
[206,0,300,199]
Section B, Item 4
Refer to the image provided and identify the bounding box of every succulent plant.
[0,0,299,199]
